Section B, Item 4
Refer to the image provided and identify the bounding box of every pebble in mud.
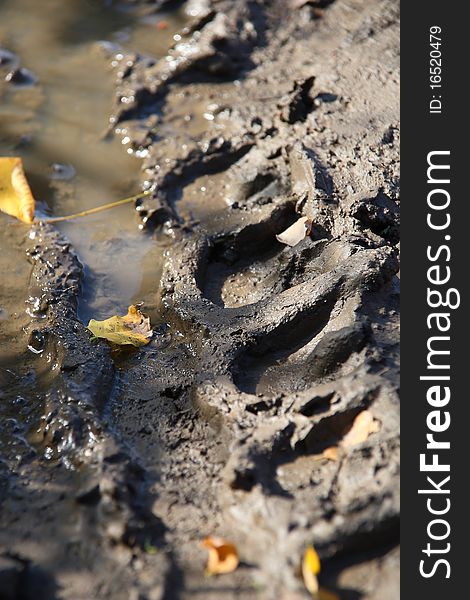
[49,163,76,181]
[27,330,46,354]
[4,67,38,86]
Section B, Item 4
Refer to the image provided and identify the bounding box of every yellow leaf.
[202,536,239,575]
[0,157,35,223]
[340,410,380,449]
[302,545,320,595]
[87,305,152,347]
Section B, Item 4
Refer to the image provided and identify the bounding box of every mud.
[1,0,399,598]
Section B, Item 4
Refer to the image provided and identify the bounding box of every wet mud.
[1,0,399,598]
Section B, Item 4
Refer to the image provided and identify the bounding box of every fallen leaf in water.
[276,216,312,247]
[0,157,35,223]
[302,545,320,595]
[341,410,380,448]
[87,305,152,347]
[202,536,239,575]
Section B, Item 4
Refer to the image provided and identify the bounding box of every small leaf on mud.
[321,447,339,462]
[341,409,380,448]
[87,305,152,347]
[302,545,320,595]
[144,540,158,555]
[276,216,312,247]
[202,536,239,575]
[0,157,35,223]
[315,410,380,461]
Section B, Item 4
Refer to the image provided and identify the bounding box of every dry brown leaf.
[276,216,312,247]
[341,410,380,448]
[87,305,152,347]
[302,545,321,595]
[0,157,35,223]
[202,536,239,575]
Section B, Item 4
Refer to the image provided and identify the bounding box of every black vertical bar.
[402,2,467,597]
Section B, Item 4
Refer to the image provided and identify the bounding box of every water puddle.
[0,0,188,467]
[0,0,185,323]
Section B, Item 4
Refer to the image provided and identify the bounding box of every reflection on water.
[0,0,184,323]
[0,0,186,476]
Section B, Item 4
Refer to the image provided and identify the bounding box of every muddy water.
[0,0,186,469]
[0,0,185,322]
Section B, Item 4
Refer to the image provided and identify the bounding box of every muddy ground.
[0,0,400,598]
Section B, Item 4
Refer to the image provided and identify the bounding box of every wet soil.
[0,0,399,599]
